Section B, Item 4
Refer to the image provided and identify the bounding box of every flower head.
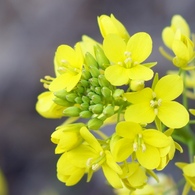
[111,121,171,170]
[49,43,84,92]
[124,75,189,128]
[103,32,154,86]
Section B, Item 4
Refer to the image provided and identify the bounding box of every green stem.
[189,120,195,124]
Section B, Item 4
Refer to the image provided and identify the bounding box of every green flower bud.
[65,93,77,103]
[77,86,84,94]
[82,69,91,80]
[75,97,83,104]
[89,78,99,87]
[95,87,101,95]
[53,97,72,107]
[63,107,81,117]
[91,104,103,114]
[80,79,89,87]
[113,89,124,98]
[98,75,111,87]
[80,110,93,118]
[87,92,96,99]
[89,66,100,78]
[101,87,112,98]
[81,102,89,110]
[94,44,110,69]
[103,105,114,117]
[130,80,145,91]
[85,52,98,68]
[91,94,102,104]
[87,118,103,130]
[54,89,68,99]
[82,96,90,103]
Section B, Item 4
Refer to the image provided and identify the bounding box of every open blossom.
[111,121,171,170]
[97,14,130,41]
[103,32,155,86]
[124,74,189,128]
[49,42,84,92]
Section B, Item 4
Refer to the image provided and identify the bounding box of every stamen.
[133,142,137,151]
[141,143,146,152]
[124,51,131,57]
[92,164,99,170]
[158,99,162,106]
[154,108,158,115]
[86,158,93,167]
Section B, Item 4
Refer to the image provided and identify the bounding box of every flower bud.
[53,97,72,107]
[82,96,90,103]
[80,110,93,118]
[130,80,145,91]
[87,118,103,130]
[98,75,111,87]
[82,69,91,80]
[95,87,101,95]
[65,93,77,103]
[54,89,68,99]
[63,107,81,117]
[80,79,89,87]
[91,94,102,104]
[101,87,112,98]
[85,52,98,68]
[113,89,124,98]
[94,45,110,69]
[91,104,103,114]
[90,78,99,87]
[103,105,114,116]
[81,102,89,110]
[89,66,100,78]
[75,97,82,104]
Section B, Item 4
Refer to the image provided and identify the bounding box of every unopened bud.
[85,52,98,68]
[87,118,103,130]
[130,80,145,91]
[89,66,100,78]
[95,87,101,95]
[80,110,93,118]
[82,96,90,103]
[91,104,103,114]
[75,97,82,104]
[94,45,109,69]
[80,79,89,87]
[63,107,81,117]
[54,89,68,99]
[103,105,114,116]
[81,102,89,110]
[113,89,124,98]
[82,69,91,80]
[101,87,112,98]
[65,93,77,103]
[53,97,72,107]
[91,94,102,104]
[90,78,99,87]
[98,75,111,87]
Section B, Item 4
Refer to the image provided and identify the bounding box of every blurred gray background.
[0,0,195,194]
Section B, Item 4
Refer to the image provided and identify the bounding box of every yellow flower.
[36,91,64,118]
[97,14,130,41]
[176,161,195,195]
[111,121,171,170]
[120,162,147,190]
[162,15,190,49]
[49,42,84,92]
[51,123,85,153]
[103,32,154,86]
[124,75,189,128]
[0,170,8,195]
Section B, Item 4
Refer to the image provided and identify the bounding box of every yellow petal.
[124,88,153,104]
[103,34,126,62]
[125,103,155,124]
[162,27,175,49]
[154,75,183,100]
[158,101,189,128]
[136,144,160,169]
[128,65,153,81]
[105,65,130,86]
[183,163,195,177]
[116,121,142,138]
[142,130,170,147]
[127,32,152,63]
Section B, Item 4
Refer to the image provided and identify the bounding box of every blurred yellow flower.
[124,75,189,128]
[176,161,195,195]
[103,32,154,86]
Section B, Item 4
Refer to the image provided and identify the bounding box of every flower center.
[58,59,81,74]
[150,92,162,115]
[133,133,146,152]
[86,151,105,171]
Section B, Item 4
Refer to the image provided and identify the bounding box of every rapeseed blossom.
[36,13,195,195]
[124,75,189,128]
[103,32,155,86]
